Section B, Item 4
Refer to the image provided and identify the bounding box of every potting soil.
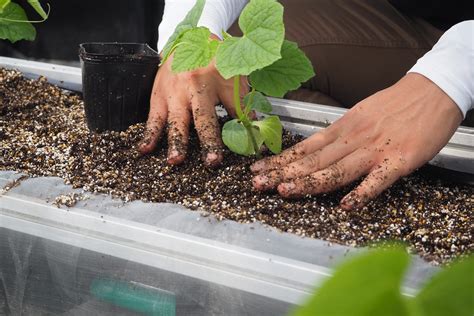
[1,68,472,264]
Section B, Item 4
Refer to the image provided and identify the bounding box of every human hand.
[251,73,463,210]
[139,43,248,167]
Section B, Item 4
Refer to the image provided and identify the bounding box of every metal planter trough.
[0,57,473,315]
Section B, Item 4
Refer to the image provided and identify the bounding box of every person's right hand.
[139,52,248,167]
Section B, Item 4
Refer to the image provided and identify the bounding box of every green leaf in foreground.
[216,0,284,79]
[27,0,48,19]
[0,3,36,43]
[161,0,206,61]
[252,116,282,154]
[413,256,474,316]
[292,248,411,316]
[250,40,315,97]
[0,0,10,14]
[244,91,272,114]
[172,27,218,73]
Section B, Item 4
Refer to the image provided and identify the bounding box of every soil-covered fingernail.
[340,192,363,210]
[253,175,269,190]
[278,182,296,196]
[250,161,265,173]
[167,150,184,165]
[138,140,152,154]
[205,152,221,168]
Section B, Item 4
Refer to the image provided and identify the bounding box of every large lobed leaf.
[250,40,315,97]
[292,248,411,316]
[216,0,284,79]
[0,2,35,43]
[161,0,206,62]
[172,27,218,73]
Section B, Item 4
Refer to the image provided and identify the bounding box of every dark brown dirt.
[1,68,473,264]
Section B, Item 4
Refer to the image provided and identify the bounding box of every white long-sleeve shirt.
[409,21,474,117]
[158,1,474,117]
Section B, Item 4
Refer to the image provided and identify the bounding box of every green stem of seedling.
[0,16,47,23]
[233,75,245,120]
[233,75,261,158]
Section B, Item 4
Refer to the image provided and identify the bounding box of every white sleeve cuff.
[158,0,247,53]
[408,21,474,118]
[198,0,247,39]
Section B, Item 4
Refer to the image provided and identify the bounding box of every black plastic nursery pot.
[79,43,160,132]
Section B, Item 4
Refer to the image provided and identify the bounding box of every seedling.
[0,0,49,43]
[162,0,314,157]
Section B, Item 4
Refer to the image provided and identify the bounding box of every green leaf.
[27,0,48,19]
[252,116,282,154]
[0,0,10,14]
[0,3,36,43]
[161,0,206,61]
[172,27,218,73]
[215,0,284,79]
[292,248,411,316]
[222,119,251,155]
[414,255,474,316]
[244,91,272,114]
[250,40,315,97]
[222,119,263,156]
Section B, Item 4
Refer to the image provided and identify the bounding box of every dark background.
[0,0,164,64]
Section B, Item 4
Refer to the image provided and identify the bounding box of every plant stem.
[233,75,261,158]
[233,75,245,120]
[0,17,48,23]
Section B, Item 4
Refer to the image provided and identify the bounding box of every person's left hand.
[251,73,463,210]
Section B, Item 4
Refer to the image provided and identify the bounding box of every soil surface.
[1,68,473,264]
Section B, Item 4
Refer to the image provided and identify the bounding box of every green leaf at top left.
[172,27,218,73]
[0,0,10,14]
[0,3,36,43]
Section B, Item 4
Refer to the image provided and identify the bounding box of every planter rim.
[79,42,160,63]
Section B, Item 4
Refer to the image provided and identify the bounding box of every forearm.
[408,20,474,118]
[158,0,248,52]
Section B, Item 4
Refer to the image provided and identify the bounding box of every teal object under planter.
[90,279,176,316]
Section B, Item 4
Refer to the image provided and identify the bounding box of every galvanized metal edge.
[0,193,330,304]
[0,193,417,302]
